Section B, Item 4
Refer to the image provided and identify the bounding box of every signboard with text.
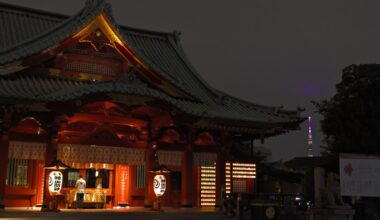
[340,153,380,197]
[117,165,129,204]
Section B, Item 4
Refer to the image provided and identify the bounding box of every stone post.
[237,193,243,220]
[314,167,325,208]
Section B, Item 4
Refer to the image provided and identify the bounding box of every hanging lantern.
[45,160,70,196]
[153,174,166,197]
[48,171,63,195]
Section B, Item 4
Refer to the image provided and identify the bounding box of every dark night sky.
[2,0,380,161]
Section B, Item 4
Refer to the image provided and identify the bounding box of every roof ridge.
[0,1,69,20]
[120,25,174,39]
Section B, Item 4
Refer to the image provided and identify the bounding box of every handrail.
[221,192,307,220]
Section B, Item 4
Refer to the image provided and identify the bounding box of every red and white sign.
[340,153,380,197]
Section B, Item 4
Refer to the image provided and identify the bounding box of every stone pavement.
[0,207,229,220]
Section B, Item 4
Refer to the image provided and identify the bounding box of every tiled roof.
[0,75,86,99]
[0,0,304,130]
[0,0,104,64]
[0,75,301,128]
[0,3,64,51]
[120,30,216,103]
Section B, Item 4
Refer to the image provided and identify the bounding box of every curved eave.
[212,89,302,118]
[0,75,304,130]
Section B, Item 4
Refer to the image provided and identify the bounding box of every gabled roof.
[0,0,305,134]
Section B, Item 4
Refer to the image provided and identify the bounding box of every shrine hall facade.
[0,0,304,209]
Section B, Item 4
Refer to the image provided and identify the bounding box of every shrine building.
[0,0,304,209]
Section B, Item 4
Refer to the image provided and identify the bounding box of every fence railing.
[221,193,307,220]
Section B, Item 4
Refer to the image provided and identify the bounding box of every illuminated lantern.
[42,160,70,212]
[149,164,170,211]
[153,175,166,197]
[48,171,63,195]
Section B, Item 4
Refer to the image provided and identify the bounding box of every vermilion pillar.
[144,146,154,207]
[219,133,232,206]
[216,151,224,207]
[144,120,156,208]
[181,131,194,207]
[0,132,9,208]
[181,147,193,207]
[33,160,45,206]
[41,136,57,211]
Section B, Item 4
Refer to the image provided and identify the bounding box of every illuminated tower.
[307,116,313,157]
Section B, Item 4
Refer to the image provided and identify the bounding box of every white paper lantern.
[48,171,63,193]
[153,175,166,197]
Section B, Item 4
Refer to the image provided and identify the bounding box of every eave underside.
[0,74,303,136]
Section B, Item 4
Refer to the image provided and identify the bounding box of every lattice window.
[136,164,146,189]
[64,61,116,76]
[6,159,29,186]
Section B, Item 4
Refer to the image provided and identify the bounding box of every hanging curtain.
[8,141,46,160]
[57,144,145,165]
[157,150,183,166]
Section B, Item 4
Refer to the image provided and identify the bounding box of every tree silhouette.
[315,64,380,161]
[314,64,380,219]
